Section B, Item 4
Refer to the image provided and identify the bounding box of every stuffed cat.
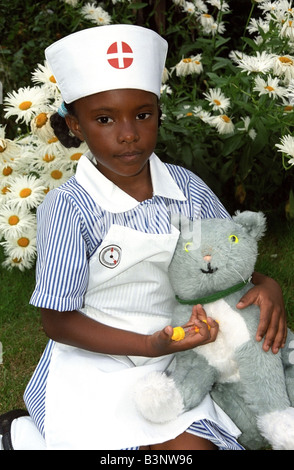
[134,211,294,450]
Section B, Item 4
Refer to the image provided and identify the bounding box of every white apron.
[43,224,240,450]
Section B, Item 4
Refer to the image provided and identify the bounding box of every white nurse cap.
[45,24,168,103]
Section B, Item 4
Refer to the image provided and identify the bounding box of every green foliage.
[1,0,294,218]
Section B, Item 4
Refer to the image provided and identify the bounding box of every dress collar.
[75,152,187,213]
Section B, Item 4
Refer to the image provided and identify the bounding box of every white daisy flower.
[39,162,73,190]
[30,111,58,143]
[0,126,22,163]
[4,86,49,125]
[280,19,294,40]
[0,203,36,238]
[207,0,230,11]
[208,114,234,134]
[194,0,208,13]
[0,181,12,204]
[0,137,21,163]
[7,174,46,209]
[182,1,196,14]
[2,253,35,271]
[1,227,37,263]
[0,161,18,182]
[247,18,270,35]
[273,55,294,83]
[193,106,212,122]
[209,21,226,36]
[160,84,172,95]
[25,144,63,173]
[253,75,287,99]
[230,50,275,75]
[162,67,170,84]
[203,88,231,112]
[62,0,79,7]
[174,55,203,76]
[61,142,88,168]
[81,3,112,25]
[31,61,60,99]
[275,134,294,163]
[287,80,294,104]
[238,116,257,140]
[35,135,64,157]
[200,13,215,29]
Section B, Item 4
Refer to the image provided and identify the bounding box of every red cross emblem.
[107,41,133,69]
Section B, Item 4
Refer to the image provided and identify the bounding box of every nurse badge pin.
[99,245,122,268]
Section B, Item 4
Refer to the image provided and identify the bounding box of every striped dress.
[24,153,244,450]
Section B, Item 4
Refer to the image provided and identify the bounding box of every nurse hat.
[45,24,168,103]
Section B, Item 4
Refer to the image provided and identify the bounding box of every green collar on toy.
[175,278,251,306]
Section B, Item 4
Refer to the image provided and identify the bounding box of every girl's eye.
[229,234,239,244]
[97,116,113,124]
[136,112,151,120]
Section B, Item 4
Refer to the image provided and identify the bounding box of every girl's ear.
[65,114,85,142]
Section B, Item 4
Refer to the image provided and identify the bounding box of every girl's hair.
[50,102,83,149]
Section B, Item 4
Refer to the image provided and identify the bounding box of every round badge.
[99,245,122,268]
[107,41,133,69]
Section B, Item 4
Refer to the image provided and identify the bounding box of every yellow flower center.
[1,186,10,195]
[221,115,231,123]
[2,166,13,176]
[203,14,211,18]
[265,86,275,92]
[8,215,20,226]
[35,112,48,128]
[213,99,221,106]
[19,101,32,111]
[43,154,55,163]
[17,237,30,247]
[12,257,23,264]
[279,56,293,65]
[183,58,192,63]
[19,188,32,198]
[284,105,293,111]
[0,139,7,152]
[186,112,193,117]
[48,136,59,144]
[49,75,56,83]
[70,152,82,161]
[51,170,63,180]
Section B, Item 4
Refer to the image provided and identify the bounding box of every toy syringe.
[172,320,211,341]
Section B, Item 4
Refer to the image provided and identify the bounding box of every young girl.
[22,25,286,450]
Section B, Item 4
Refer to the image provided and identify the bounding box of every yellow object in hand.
[172,320,213,341]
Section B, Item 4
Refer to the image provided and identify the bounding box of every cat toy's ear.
[232,211,266,241]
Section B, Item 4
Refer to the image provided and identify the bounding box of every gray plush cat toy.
[135,211,294,450]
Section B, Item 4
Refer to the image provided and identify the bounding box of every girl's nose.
[203,255,212,262]
[118,121,139,143]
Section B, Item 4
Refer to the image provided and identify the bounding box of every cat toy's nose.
[203,255,212,262]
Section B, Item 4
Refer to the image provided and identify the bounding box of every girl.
[22,25,286,450]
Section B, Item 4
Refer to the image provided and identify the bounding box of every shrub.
[0,0,293,271]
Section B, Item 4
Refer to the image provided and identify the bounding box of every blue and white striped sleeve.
[30,189,89,312]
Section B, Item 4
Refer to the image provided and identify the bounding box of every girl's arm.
[236,271,287,354]
[41,305,218,357]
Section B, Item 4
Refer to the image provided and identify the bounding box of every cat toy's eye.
[229,234,239,244]
[184,242,193,252]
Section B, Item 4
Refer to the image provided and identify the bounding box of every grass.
[0,218,294,415]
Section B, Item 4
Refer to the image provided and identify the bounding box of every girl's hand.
[236,272,287,354]
[146,304,219,357]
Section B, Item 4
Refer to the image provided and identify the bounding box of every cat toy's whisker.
[230,265,247,283]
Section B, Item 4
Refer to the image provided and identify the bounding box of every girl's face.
[66,89,159,186]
